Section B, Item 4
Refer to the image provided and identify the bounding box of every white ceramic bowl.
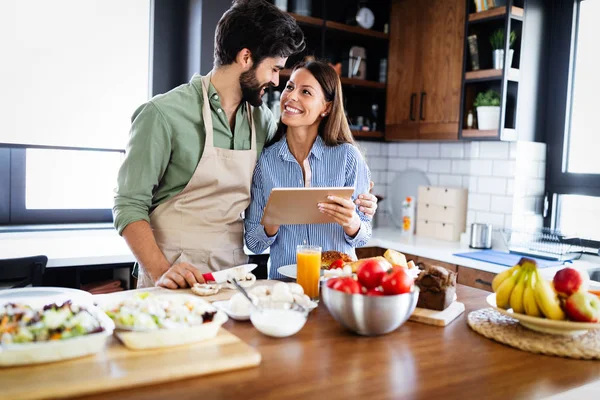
[249,302,308,338]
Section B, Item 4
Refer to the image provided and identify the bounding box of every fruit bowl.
[486,293,600,336]
[322,284,419,336]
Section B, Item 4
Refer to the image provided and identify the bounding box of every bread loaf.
[415,265,457,311]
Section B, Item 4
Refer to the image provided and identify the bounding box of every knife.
[202,263,258,283]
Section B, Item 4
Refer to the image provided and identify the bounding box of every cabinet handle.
[419,92,426,121]
[410,93,416,121]
[475,278,492,287]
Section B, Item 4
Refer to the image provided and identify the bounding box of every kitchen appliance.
[342,46,367,79]
[470,223,493,249]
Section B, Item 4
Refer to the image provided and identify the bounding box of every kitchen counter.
[74,285,600,400]
[0,227,598,281]
[367,228,600,282]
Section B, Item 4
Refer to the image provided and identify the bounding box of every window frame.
[544,0,600,234]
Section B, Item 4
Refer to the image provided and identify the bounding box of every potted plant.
[490,29,517,69]
[473,90,501,130]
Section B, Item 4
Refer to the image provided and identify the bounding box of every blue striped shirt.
[244,135,372,279]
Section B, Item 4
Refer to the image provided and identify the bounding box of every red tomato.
[357,259,387,289]
[332,277,361,294]
[365,288,384,296]
[380,268,413,295]
[329,259,345,270]
[326,277,340,289]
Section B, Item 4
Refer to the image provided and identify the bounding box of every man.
[113,0,378,289]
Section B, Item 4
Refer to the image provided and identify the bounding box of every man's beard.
[240,67,266,107]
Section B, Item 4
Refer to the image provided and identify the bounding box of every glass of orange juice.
[296,245,321,301]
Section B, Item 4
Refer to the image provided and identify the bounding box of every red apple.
[564,291,600,322]
[553,267,589,297]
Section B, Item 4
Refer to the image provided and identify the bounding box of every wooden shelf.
[287,12,388,40]
[468,6,524,23]
[325,21,389,40]
[352,130,384,139]
[462,129,498,138]
[287,12,323,28]
[279,69,386,89]
[465,68,520,82]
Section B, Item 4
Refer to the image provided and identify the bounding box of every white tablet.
[260,187,355,225]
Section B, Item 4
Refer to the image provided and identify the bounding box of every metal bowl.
[321,285,420,336]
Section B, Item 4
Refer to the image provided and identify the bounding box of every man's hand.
[355,181,378,218]
[156,263,206,289]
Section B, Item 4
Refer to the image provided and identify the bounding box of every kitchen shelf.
[461,129,498,138]
[280,69,386,89]
[352,130,384,139]
[462,128,516,139]
[287,12,389,40]
[468,6,524,23]
[465,68,520,82]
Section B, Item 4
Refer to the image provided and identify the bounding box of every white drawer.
[418,186,465,207]
[417,203,463,224]
[417,219,458,241]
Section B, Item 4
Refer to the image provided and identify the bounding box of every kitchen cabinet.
[457,266,496,292]
[356,247,386,259]
[385,0,465,141]
[415,256,458,273]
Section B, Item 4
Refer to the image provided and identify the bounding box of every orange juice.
[296,245,321,300]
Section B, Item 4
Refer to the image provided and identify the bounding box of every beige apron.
[137,74,257,288]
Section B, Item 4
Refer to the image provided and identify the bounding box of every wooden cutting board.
[409,301,465,327]
[2,329,261,400]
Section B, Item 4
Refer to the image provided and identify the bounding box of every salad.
[0,301,105,344]
[103,292,217,331]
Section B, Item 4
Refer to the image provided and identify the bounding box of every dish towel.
[453,250,568,269]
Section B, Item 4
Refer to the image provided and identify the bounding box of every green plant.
[490,29,517,50]
[474,90,501,107]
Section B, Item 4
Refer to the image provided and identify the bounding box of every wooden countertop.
[77,285,600,400]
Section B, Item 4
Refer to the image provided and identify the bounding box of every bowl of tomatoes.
[322,260,419,336]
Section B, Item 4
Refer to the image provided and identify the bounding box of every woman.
[244,60,372,279]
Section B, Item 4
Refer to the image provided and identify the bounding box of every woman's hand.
[318,196,361,237]
[355,181,378,218]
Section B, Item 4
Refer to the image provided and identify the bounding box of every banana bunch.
[492,258,565,320]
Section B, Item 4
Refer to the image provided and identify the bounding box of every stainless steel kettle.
[470,223,493,249]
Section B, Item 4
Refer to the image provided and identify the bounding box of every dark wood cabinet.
[457,266,496,292]
[386,0,465,141]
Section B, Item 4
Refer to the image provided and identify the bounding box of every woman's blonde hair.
[267,60,355,147]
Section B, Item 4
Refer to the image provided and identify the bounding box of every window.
[546,0,600,244]
[0,0,152,225]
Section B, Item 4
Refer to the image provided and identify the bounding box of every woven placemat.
[467,308,600,360]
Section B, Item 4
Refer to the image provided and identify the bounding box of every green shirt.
[113,74,278,235]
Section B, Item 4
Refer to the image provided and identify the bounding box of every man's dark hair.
[214,0,305,67]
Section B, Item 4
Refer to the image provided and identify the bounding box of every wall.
[358,140,547,238]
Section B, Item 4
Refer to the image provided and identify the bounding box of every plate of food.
[277,249,420,280]
[0,300,114,367]
[214,282,318,321]
[98,292,228,350]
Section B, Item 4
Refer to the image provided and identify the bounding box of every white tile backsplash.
[387,157,408,172]
[492,160,516,177]
[470,160,493,176]
[428,159,452,173]
[418,143,441,158]
[468,193,491,211]
[477,177,507,195]
[491,195,514,213]
[357,139,547,235]
[480,142,510,159]
[440,143,465,159]
[438,174,463,188]
[452,160,470,175]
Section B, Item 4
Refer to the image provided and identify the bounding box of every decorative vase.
[493,49,514,70]
[476,106,501,130]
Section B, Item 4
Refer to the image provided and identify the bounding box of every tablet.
[260,187,355,225]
